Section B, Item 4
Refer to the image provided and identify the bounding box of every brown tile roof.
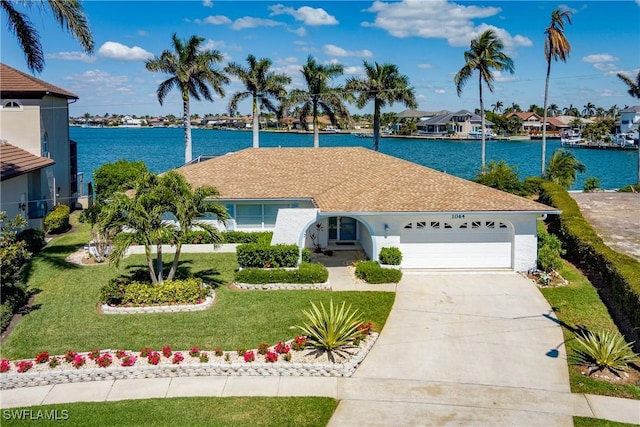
[0,142,55,180]
[0,63,77,99]
[177,147,554,213]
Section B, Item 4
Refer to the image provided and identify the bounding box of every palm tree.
[544,149,586,189]
[2,0,93,73]
[146,34,229,163]
[345,61,417,151]
[582,102,596,117]
[454,29,515,169]
[548,104,560,116]
[225,55,291,148]
[288,55,351,148]
[491,101,504,113]
[541,8,572,176]
[617,71,640,98]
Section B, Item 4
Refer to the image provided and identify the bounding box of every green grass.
[574,417,639,427]
[1,397,337,426]
[1,219,395,360]
[540,262,640,400]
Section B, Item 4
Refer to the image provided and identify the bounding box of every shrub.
[257,343,269,355]
[355,261,403,284]
[243,351,255,362]
[122,279,207,306]
[16,228,46,253]
[292,299,364,362]
[236,243,310,268]
[222,231,273,244]
[523,176,545,196]
[583,176,600,192]
[100,278,128,305]
[617,184,640,193]
[473,160,525,195]
[378,247,402,265]
[43,205,70,234]
[537,231,565,272]
[571,330,638,374]
[234,262,328,284]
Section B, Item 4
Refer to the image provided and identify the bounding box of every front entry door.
[329,217,357,241]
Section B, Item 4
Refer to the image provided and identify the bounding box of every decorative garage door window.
[403,221,507,230]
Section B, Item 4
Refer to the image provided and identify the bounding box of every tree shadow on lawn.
[21,243,84,281]
[123,259,226,288]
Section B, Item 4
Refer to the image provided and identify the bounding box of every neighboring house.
[0,63,79,226]
[178,147,557,271]
[417,110,494,137]
[506,112,542,134]
[616,106,640,134]
[0,141,55,227]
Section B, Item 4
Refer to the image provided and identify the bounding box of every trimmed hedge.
[234,262,329,284]
[355,260,403,284]
[236,243,310,268]
[100,278,207,306]
[379,247,402,265]
[539,182,640,332]
[43,205,70,234]
[222,231,272,244]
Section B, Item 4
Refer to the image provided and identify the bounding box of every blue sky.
[2,0,639,117]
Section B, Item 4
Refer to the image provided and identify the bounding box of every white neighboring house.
[616,106,640,134]
[177,147,558,272]
[0,63,79,227]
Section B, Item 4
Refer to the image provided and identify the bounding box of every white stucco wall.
[0,175,28,224]
[272,208,319,246]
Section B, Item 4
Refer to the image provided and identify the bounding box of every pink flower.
[121,354,137,367]
[16,360,33,373]
[265,351,278,363]
[0,359,11,373]
[243,351,255,363]
[72,354,86,369]
[172,352,184,365]
[162,345,172,358]
[274,341,290,354]
[148,352,161,365]
[35,351,50,364]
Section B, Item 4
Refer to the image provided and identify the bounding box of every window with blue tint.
[236,204,262,227]
[264,204,289,227]
[225,204,235,218]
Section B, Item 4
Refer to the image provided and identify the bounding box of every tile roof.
[0,63,77,99]
[0,141,55,181]
[177,147,554,213]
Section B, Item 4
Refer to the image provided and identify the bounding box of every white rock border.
[101,291,216,314]
[234,282,330,290]
[0,334,378,390]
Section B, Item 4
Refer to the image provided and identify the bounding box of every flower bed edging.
[0,334,377,390]
[234,282,330,290]
[100,291,216,314]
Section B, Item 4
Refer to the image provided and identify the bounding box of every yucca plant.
[292,300,364,362]
[571,330,638,375]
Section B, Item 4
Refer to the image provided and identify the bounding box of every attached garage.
[399,220,513,269]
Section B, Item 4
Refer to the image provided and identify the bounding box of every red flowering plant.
[162,345,172,358]
[97,353,112,368]
[71,354,86,369]
[64,350,78,363]
[139,347,152,357]
[1,359,11,373]
[265,351,278,363]
[48,357,60,368]
[257,343,269,355]
[199,352,209,363]
[214,347,223,357]
[147,352,161,365]
[88,349,101,361]
[274,341,290,354]
[291,336,307,351]
[115,349,126,359]
[35,351,50,364]
[16,360,33,373]
[357,322,373,336]
[189,347,200,357]
[243,350,255,362]
[172,352,184,365]
[121,354,137,367]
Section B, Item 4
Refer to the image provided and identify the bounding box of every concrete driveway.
[330,272,572,426]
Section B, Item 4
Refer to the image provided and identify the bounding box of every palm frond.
[2,0,44,73]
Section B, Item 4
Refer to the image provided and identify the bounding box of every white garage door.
[399,220,512,269]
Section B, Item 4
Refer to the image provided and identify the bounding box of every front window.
[41,132,49,158]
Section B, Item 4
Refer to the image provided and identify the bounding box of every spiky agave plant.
[293,299,364,362]
[572,330,638,375]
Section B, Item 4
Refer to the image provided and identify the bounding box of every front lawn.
[1,397,337,426]
[1,222,395,360]
[540,262,640,400]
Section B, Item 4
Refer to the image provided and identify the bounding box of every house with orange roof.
[177,147,557,271]
[0,63,79,227]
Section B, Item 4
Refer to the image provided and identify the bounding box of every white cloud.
[344,66,364,75]
[195,15,232,25]
[231,17,282,30]
[269,4,338,26]
[418,63,432,69]
[323,44,373,58]
[362,0,530,50]
[582,54,619,63]
[64,69,134,98]
[435,89,446,94]
[593,63,617,72]
[201,39,241,52]
[97,42,153,61]
[45,51,95,63]
[292,27,307,37]
[492,70,517,83]
[137,30,149,37]
[202,0,213,7]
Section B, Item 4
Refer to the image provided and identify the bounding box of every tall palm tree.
[1,0,93,73]
[345,61,417,151]
[541,8,572,176]
[582,102,596,117]
[491,101,504,113]
[225,55,291,148]
[548,103,560,116]
[146,34,229,163]
[454,29,515,170]
[288,55,351,148]
[617,71,640,98]
[544,149,586,189]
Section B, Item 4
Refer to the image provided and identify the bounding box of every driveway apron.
[329,272,572,426]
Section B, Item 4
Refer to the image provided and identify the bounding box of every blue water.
[71,127,638,191]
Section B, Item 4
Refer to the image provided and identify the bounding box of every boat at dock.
[561,131,638,151]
